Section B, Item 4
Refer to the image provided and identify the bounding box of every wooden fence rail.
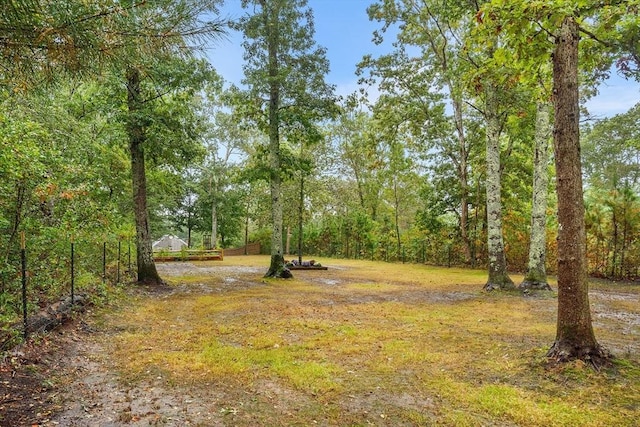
[224,242,261,256]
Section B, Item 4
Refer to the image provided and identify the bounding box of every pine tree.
[234,0,336,278]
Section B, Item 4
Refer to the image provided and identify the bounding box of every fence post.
[103,242,107,285]
[70,237,75,304]
[21,232,28,341]
[117,240,121,284]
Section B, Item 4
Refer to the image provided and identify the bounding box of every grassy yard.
[99,256,639,426]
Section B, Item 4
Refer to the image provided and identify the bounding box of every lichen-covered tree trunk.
[266,172,288,277]
[547,17,607,364]
[484,85,514,291]
[127,66,163,285]
[263,2,290,279]
[520,102,552,291]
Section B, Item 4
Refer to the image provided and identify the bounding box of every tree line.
[1,0,639,365]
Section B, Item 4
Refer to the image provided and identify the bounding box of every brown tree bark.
[547,17,608,364]
[126,66,163,285]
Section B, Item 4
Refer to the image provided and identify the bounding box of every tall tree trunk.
[187,193,193,248]
[211,196,218,249]
[126,66,163,286]
[263,3,289,279]
[520,102,552,291]
[621,206,628,278]
[547,17,607,364]
[354,168,365,211]
[211,199,217,248]
[244,199,250,255]
[266,146,286,276]
[393,177,401,258]
[610,208,618,278]
[344,206,350,259]
[451,95,472,265]
[298,174,304,264]
[483,85,514,291]
[471,179,482,267]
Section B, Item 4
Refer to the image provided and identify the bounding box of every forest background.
[1,1,639,335]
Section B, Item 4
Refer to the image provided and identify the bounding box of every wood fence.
[153,249,223,262]
[224,242,261,256]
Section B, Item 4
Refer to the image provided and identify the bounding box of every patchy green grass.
[104,256,640,426]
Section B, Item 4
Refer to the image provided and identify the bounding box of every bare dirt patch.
[156,261,263,278]
[0,337,62,426]
[46,328,227,426]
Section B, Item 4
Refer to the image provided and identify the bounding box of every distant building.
[152,234,188,252]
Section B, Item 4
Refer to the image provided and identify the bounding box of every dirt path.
[48,326,226,426]
[0,262,315,426]
[26,263,267,426]
[1,263,231,426]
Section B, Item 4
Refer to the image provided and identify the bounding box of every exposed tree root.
[546,341,613,370]
[519,280,553,292]
[483,281,516,292]
[136,277,169,288]
[264,253,293,279]
[264,266,293,279]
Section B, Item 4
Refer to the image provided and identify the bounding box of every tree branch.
[578,25,615,49]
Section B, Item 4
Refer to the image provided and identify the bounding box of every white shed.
[152,234,188,252]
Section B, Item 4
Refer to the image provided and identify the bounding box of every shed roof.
[152,234,188,252]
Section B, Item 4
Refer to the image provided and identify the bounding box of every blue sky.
[211,0,386,98]
[209,0,639,118]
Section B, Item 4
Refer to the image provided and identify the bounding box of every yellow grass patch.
[102,256,640,426]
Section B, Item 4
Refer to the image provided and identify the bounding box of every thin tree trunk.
[471,178,482,267]
[187,193,193,248]
[621,207,628,278]
[244,196,250,255]
[211,198,217,249]
[126,66,163,286]
[484,84,514,291]
[610,208,618,278]
[394,177,401,258]
[547,17,608,364]
[520,102,552,291]
[598,231,604,276]
[344,206,350,259]
[298,174,304,264]
[451,95,472,265]
[354,168,365,211]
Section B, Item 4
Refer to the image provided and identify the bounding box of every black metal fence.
[5,233,136,346]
